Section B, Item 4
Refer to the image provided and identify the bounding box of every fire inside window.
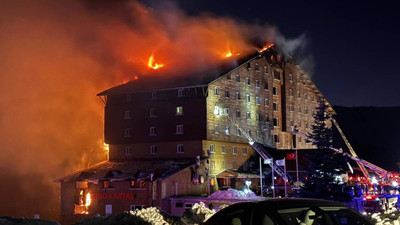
[74,190,91,214]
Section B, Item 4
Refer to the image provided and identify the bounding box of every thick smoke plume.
[0,0,307,221]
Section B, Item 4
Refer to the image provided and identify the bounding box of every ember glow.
[147,53,165,70]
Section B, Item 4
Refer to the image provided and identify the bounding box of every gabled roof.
[56,159,196,182]
[97,51,269,96]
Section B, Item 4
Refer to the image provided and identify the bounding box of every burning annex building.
[57,46,326,224]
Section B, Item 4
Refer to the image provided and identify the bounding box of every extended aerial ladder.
[215,106,292,182]
[291,125,391,180]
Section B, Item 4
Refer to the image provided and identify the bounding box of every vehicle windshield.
[276,206,370,225]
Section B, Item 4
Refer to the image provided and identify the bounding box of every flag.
[264,158,272,164]
[286,152,296,160]
[276,158,285,166]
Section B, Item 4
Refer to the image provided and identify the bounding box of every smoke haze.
[0,0,308,221]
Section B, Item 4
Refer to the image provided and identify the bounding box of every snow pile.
[181,202,218,225]
[208,188,258,199]
[369,211,400,225]
[130,207,178,225]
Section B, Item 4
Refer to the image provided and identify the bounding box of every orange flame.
[147,53,164,70]
[224,48,232,58]
[258,43,274,53]
[85,192,91,208]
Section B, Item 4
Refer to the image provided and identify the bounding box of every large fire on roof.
[0,0,305,221]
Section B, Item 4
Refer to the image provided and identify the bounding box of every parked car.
[202,198,374,225]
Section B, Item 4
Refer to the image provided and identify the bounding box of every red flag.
[286,152,296,160]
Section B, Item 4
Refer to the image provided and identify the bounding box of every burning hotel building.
[57,46,327,224]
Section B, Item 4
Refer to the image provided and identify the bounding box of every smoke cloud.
[0,0,309,221]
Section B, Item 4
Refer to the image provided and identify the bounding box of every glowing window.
[176,106,183,115]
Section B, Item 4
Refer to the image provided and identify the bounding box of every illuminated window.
[151,92,157,99]
[214,124,220,134]
[236,91,240,100]
[178,89,183,97]
[236,110,241,118]
[103,181,110,189]
[274,134,279,143]
[176,144,184,153]
[225,126,230,135]
[149,108,157,117]
[273,87,278,95]
[236,74,240,82]
[210,144,215,153]
[176,106,183,115]
[127,94,132,102]
[232,146,237,155]
[149,127,157,136]
[246,95,250,103]
[124,128,132,137]
[125,146,132,155]
[176,125,184,134]
[225,90,230,98]
[150,145,157,154]
[273,102,278,111]
[273,118,278,127]
[246,77,250,85]
[124,110,131,119]
[214,87,219,96]
[256,96,260,105]
[221,145,226,154]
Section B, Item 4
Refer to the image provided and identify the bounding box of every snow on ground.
[207,188,259,199]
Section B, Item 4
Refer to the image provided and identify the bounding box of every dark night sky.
[169,0,400,107]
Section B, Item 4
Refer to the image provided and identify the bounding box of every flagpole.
[259,157,263,197]
[271,158,275,198]
[296,149,299,189]
[284,157,287,197]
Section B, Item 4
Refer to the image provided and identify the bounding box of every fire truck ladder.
[330,117,370,180]
[225,115,293,182]
[291,128,391,179]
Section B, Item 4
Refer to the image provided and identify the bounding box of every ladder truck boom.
[330,118,369,179]
[225,114,293,182]
[291,127,391,179]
